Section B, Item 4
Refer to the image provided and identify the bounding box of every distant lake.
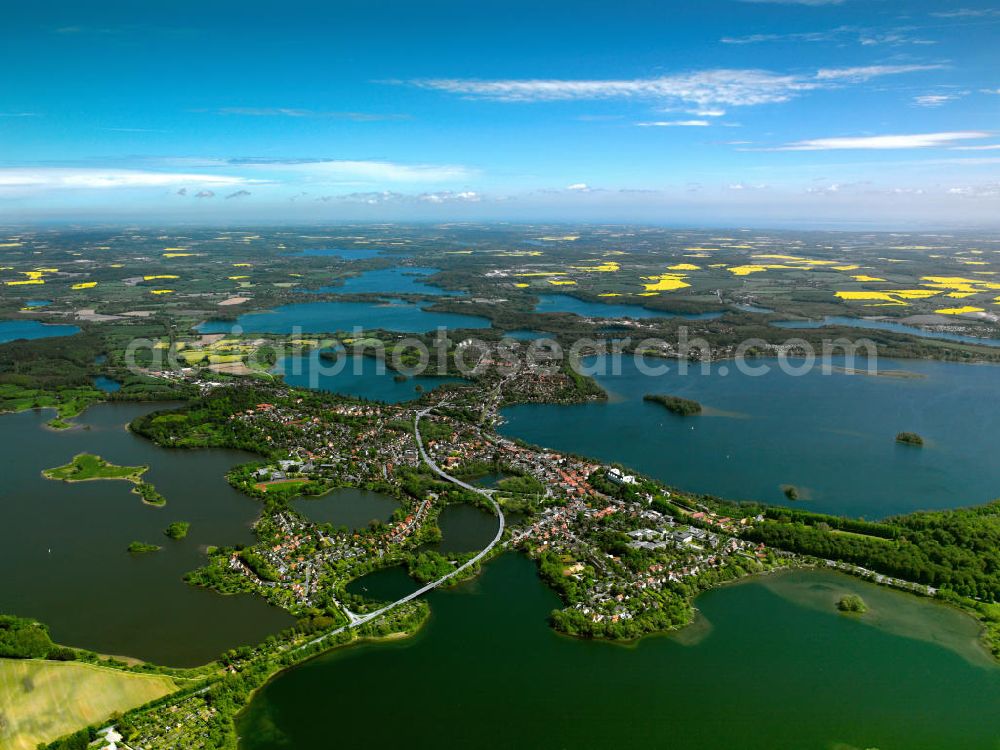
[239,554,1000,750]
[276,351,462,402]
[0,319,80,343]
[0,403,292,665]
[292,247,384,260]
[25,299,52,308]
[197,299,490,335]
[314,267,456,296]
[732,303,774,314]
[500,355,1000,517]
[773,315,1000,348]
[536,294,723,320]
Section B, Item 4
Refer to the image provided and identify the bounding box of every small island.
[163,522,190,540]
[43,453,167,506]
[836,594,867,614]
[783,485,800,501]
[127,541,161,555]
[896,431,925,447]
[644,393,703,416]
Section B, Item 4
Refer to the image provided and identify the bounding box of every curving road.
[300,404,505,650]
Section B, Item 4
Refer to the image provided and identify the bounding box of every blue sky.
[2,0,999,227]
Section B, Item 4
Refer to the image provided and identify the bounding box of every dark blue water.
[0,320,81,343]
[197,300,489,335]
[773,316,1000,348]
[503,329,552,340]
[536,294,723,320]
[313,267,455,296]
[93,376,122,393]
[276,351,462,403]
[501,355,1000,517]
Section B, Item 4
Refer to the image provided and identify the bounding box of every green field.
[42,454,147,483]
[0,659,177,750]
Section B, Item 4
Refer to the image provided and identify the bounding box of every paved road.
[299,404,505,651]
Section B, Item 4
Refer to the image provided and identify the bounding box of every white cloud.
[0,168,249,189]
[406,70,819,107]
[419,190,481,203]
[404,65,939,109]
[774,131,990,151]
[949,144,1000,151]
[692,108,726,117]
[636,120,711,127]
[566,183,591,191]
[0,112,38,118]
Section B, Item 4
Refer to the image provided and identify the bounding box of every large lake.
[198,299,489,335]
[0,319,80,343]
[238,554,1000,750]
[0,403,292,666]
[500,355,1000,517]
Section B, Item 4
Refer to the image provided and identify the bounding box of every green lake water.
[238,554,1000,750]
[0,403,292,666]
[500,355,1000,517]
[295,487,400,531]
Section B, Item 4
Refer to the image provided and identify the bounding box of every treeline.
[745,500,1000,600]
[0,615,73,661]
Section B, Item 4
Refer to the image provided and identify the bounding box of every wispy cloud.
[402,65,940,109]
[814,64,944,81]
[773,131,990,151]
[215,107,408,121]
[912,93,964,107]
[195,190,215,198]
[636,120,712,127]
[225,190,252,199]
[228,158,474,183]
[722,26,934,46]
[0,112,38,118]
[0,168,250,189]
[738,0,845,5]
[930,8,1000,18]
